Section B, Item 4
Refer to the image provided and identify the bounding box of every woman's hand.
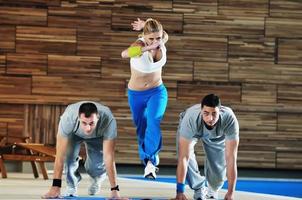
[131,18,145,31]
[143,41,161,51]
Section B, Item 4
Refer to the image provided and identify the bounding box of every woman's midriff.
[128,68,162,91]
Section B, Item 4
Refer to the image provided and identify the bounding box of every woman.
[121,18,168,179]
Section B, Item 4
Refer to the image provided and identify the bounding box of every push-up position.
[42,101,120,198]
[175,94,239,200]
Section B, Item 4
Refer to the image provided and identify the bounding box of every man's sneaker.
[206,186,218,199]
[65,186,78,197]
[193,187,206,200]
[88,176,103,195]
[65,174,82,197]
[143,161,159,179]
[88,174,106,195]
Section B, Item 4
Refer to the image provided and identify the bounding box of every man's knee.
[85,162,106,177]
[207,174,225,191]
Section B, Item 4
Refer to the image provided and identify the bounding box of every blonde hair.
[143,18,163,35]
[140,18,169,43]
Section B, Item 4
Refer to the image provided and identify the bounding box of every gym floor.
[1,164,301,200]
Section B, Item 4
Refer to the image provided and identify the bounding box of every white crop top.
[130,38,167,73]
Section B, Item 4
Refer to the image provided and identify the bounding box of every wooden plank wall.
[0,0,301,170]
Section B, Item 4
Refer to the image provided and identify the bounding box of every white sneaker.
[143,161,159,179]
[65,186,78,197]
[65,175,81,197]
[206,186,218,199]
[193,187,206,200]
[88,176,104,195]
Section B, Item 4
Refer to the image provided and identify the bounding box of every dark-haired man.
[175,94,239,200]
[42,101,120,199]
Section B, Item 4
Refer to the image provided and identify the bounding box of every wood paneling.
[112,9,183,33]
[16,26,76,54]
[278,113,302,132]
[0,6,47,26]
[238,150,275,168]
[0,122,7,137]
[162,100,190,129]
[164,80,177,99]
[194,62,228,82]
[167,35,227,62]
[32,76,125,98]
[173,0,217,15]
[266,18,302,38]
[7,53,47,75]
[272,131,302,167]
[184,15,264,36]
[69,0,125,8]
[278,85,302,105]
[0,0,61,7]
[178,82,241,104]
[0,104,24,138]
[0,94,101,105]
[237,111,277,131]
[0,75,31,95]
[48,55,101,78]
[77,29,110,57]
[7,121,24,138]
[77,31,135,58]
[278,38,302,65]
[24,104,64,144]
[163,60,193,81]
[228,36,275,61]
[0,26,15,53]
[0,55,5,74]
[0,1,301,169]
[218,0,268,17]
[277,151,302,169]
[101,58,131,79]
[273,132,302,151]
[48,7,111,29]
[230,60,302,85]
[242,83,276,104]
[114,0,172,11]
[239,131,278,151]
[0,104,24,122]
[270,0,302,18]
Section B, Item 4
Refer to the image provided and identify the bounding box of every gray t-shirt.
[58,101,117,140]
[179,104,239,141]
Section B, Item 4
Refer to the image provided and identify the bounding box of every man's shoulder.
[96,104,114,118]
[186,104,201,114]
[220,105,235,114]
[220,105,238,123]
[180,104,201,127]
[63,102,80,117]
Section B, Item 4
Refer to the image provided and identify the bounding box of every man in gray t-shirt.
[175,94,239,200]
[42,101,120,199]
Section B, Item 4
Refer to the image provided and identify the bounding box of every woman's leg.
[145,85,168,165]
[128,89,148,164]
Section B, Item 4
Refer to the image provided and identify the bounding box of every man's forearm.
[53,157,64,179]
[177,158,188,184]
[105,156,117,187]
[227,161,237,193]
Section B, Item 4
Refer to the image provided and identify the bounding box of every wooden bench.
[0,136,56,179]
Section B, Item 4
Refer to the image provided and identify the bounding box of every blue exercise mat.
[123,176,302,198]
[63,197,166,200]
